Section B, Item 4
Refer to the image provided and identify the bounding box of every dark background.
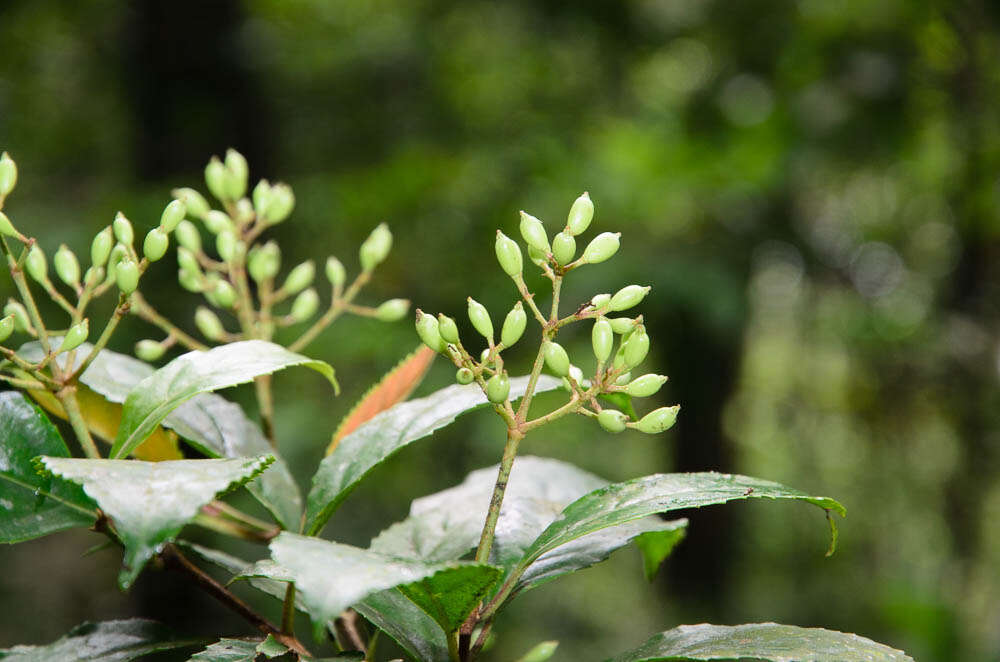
[1,1,999,660]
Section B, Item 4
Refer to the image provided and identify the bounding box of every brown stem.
[333,609,368,652]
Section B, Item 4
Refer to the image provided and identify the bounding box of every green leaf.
[188,638,260,661]
[605,623,914,662]
[398,563,500,632]
[256,635,288,658]
[110,340,337,459]
[305,375,561,535]
[354,589,450,662]
[515,640,560,662]
[635,527,688,582]
[40,455,273,589]
[0,619,194,661]
[0,391,97,543]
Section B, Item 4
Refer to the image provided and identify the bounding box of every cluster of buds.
[415,192,679,437]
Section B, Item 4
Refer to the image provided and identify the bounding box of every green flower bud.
[160,199,187,233]
[212,280,237,308]
[112,212,134,246]
[609,285,651,312]
[0,314,13,343]
[90,227,114,266]
[224,148,249,200]
[325,256,346,289]
[215,228,238,262]
[519,211,550,254]
[0,152,17,198]
[177,247,201,275]
[592,318,613,362]
[590,293,611,309]
[552,231,576,265]
[248,242,281,283]
[115,258,140,294]
[171,187,210,219]
[415,309,448,353]
[143,228,169,262]
[615,371,632,385]
[566,192,594,236]
[203,210,232,235]
[25,245,47,283]
[195,306,225,341]
[480,347,492,364]
[290,288,320,322]
[437,314,460,344]
[527,245,548,268]
[57,320,88,354]
[54,244,81,287]
[135,339,165,362]
[582,232,620,264]
[543,341,570,377]
[455,367,475,385]
[608,317,636,334]
[359,223,392,272]
[375,298,410,322]
[252,179,272,217]
[0,211,19,238]
[500,301,527,347]
[4,301,32,333]
[598,409,628,434]
[625,374,668,397]
[175,220,202,253]
[178,268,203,292]
[486,373,510,403]
[205,156,229,202]
[495,230,523,277]
[623,328,650,368]
[467,297,494,341]
[568,364,584,383]
[234,198,254,225]
[635,405,680,434]
[83,266,103,287]
[283,260,315,294]
[263,183,295,224]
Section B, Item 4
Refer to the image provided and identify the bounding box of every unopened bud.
[359,223,392,272]
[552,231,576,265]
[415,310,448,353]
[224,148,248,200]
[91,227,114,266]
[178,269,203,293]
[252,179,272,217]
[248,242,281,282]
[205,156,229,202]
[0,152,17,198]
[486,373,511,404]
[283,261,315,294]
[143,228,169,262]
[566,192,594,236]
[325,256,346,289]
[500,301,527,347]
[467,297,494,341]
[527,245,547,268]
[25,245,47,283]
[202,210,232,235]
[135,339,166,362]
[625,374,668,397]
[115,258,140,294]
[112,213,134,246]
[177,247,201,275]
[0,315,13,343]
[608,317,636,334]
[543,341,570,377]
[375,298,410,322]
[623,328,650,368]
[160,199,187,233]
[609,285,650,312]
[437,314,460,344]
[495,230,523,277]
[215,228,238,262]
[582,232,620,264]
[290,288,319,322]
[54,245,81,287]
[4,301,31,333]
[171,188,210,219]
[456,367,475,385]
[83,266,103,287]
[263,183,295,224]
[598,409,628,434]
[635,405,680,434]
[0,211,19,238]
[212,280,237,308]
[233,198,254,225]
[57,320,89,353]
[195,306,225,341]
[591,318,613,362]
[175,220,202,253]
[590,293,611,310]
[519,211,550,254]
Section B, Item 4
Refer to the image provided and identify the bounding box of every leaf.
[188,638,261,661]
[110,340,338,459]
[397,563,500,632]
[305,375,562,535]
[40,455,273,589]
[605,623,914,662]
[328,345,436,454]
[515,641,560,662]
[0,391,97,543]
[635,527,688,582]
[256,635,289,658]
[0,619,195,661]
[354,589,450,662]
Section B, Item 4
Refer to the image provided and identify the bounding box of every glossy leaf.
[187,639,260,661]
[605,623,914,662]
[40,455,273,589]
[355,589,449,662]
[110,340,337,459]
[305,375,561,535]
[0,391,97,543]
[0,619,193,661]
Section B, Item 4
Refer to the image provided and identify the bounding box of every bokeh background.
[2,1,999,660]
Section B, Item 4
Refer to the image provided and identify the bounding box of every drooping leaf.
[328,345,436,454]
[305,375,561,535]
[605,623,914,662]
[187,638,261,661]
[40,455,273,589]
[110,340,337,459]
[0,391,97,543]
[0,619,194,661]
[354,589,450,662]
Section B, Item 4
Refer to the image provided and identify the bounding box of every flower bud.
[171,188,210,219]
[0,315,13,343]
[527,246,547,268]
[177,247,201,275]
[0,152,17,198]
[283,261,315,294]
[203,210,232,235]
[54,245,81,287]
[552,231,576,265]
[115,258,140,294]
[495,230,523,277]
[112,213,134,246]
[501,301,527,347]
[608,317,636,334]
[455,367,475,385]
[175,220,202,253]
[615,371,632,385]
[623,328,650,368]
[415,310,448,353]
[625,374,668,397]
[590,293,611,310]
[290,288,319,322]
[375,298,410,322]
[224,148,248,200]
[252,179,272,216]
[215,228,238,262]
[248,242,281,283]
[325,256,346,289]
[486,373,510,403]
[160,199,187,233]
[135,339,165,362]
[90,227,114,266]
[195,306,224,341]
[635,405,680,434]
[263,183,295,224]
[359,223,392,272]
[543,341,570,377]
[234,198,254,225]
[437,314,460,344]
[0,211,19,238]
[519,211,550,254]
[4,301,31,333]
[591,318,613,362]
[467,297,494,341]
[57,320,88,353]
[212,280,237,308]
[143,228,169,262]
[83,266,103,287]
[609,285,651,312]
[566,192,594,236]
[178,269,203,293]
[25,245,47,283]
[582,232,620,264]
[205,156,229,202]
[598,409,628,434]
[568,364,585,384]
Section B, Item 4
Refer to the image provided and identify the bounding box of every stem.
[207,500,278,534]
[193,513,273,543]
[56,386,100,458]
[130,292,208,350]
[474,427,524,563]
[281,583,296,634]
[289,270,370,353]
[333,609,368,652]
[2,236,53,354]
[514,341,548,425]
[68,293,130,381]
[521,393,580,433]
[513,274,547,325]
[0,374,47,389]
[254,375,278,447]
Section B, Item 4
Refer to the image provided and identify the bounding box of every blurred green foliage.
[2,1,999,660]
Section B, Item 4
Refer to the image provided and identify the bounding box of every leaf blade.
[0,619,194,662]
